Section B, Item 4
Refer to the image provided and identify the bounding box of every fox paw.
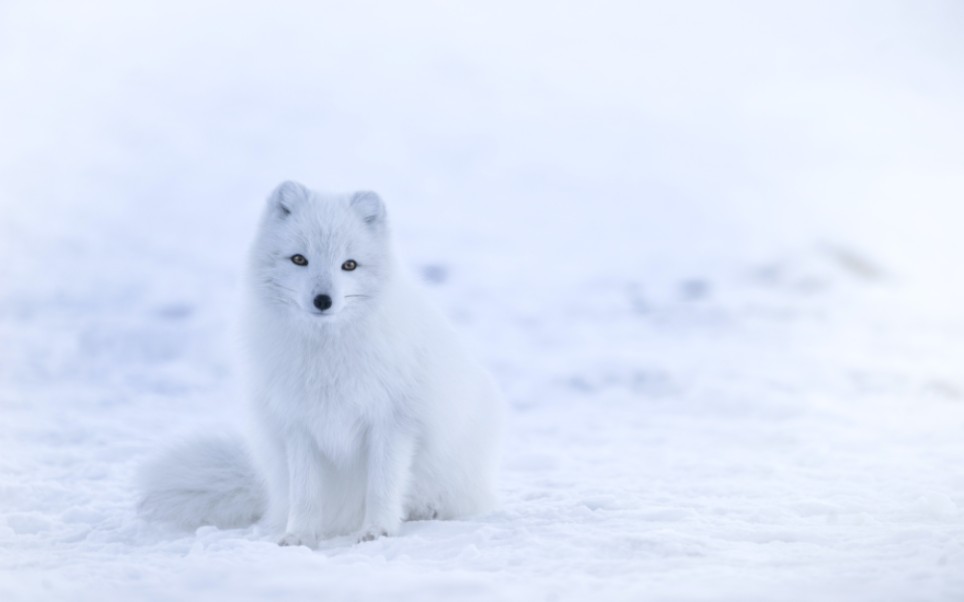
[278,532,316,548]
[356,528,389,543]
[406,503,440,521]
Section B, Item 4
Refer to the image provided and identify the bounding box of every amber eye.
[341,259,358,271]
[291,254,308,266]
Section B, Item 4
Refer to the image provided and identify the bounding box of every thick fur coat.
[139,182,503,546]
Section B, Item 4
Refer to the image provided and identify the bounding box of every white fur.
[137,434,266,530]
[138,181,503,546]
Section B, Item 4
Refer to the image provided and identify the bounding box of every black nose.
[313,294,332,311]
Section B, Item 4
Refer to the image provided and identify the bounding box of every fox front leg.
[278,430,324,548]
[357,425,416,543]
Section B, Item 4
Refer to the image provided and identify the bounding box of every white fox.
[139,182,503,546]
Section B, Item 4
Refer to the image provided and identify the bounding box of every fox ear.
[268,181,309,217]
[350,191,386,228]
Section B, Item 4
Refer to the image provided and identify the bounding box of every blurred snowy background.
[1,1,963,600]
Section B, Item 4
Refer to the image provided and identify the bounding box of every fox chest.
[279,360,403,464]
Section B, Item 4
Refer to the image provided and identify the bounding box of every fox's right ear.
[268,181,308,217]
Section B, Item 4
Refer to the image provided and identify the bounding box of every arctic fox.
[139,181,503,546]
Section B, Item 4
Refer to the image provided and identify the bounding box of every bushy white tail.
[137,434,266,530]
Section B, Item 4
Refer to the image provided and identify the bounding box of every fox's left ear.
[350,191,386,228]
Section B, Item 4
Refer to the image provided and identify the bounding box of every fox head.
[248,181,393,323]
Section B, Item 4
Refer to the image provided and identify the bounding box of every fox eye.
[341,259,358,271]
[291,254,308,266]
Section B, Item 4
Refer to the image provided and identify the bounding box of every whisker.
[265,281,298,294]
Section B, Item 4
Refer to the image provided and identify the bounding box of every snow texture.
[1,1,964,600]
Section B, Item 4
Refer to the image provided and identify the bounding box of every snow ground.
[1,1,964,600]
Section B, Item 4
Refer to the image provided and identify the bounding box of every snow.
[2,1,964,600]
